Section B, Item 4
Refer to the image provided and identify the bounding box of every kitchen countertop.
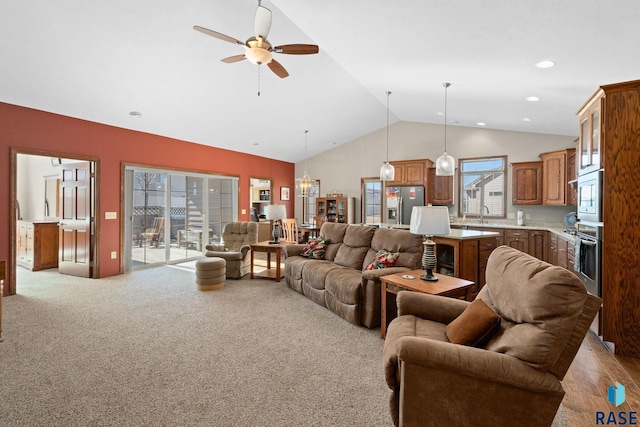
[435,229,501,240]
[450,222,575,241]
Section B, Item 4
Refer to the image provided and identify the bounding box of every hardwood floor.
[563,332,640,426]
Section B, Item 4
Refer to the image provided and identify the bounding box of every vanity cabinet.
[427,167,454,205]
[540,148,576,206]
[17,221,59,271]
[511,161,543,205]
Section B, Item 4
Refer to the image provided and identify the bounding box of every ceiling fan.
[193,0,319,79]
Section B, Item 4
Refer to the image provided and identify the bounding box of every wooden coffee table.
[380,269,475,339]
[250,241,293,282]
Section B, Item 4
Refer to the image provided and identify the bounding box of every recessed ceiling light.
[535,60,555,68]
[252,142,259,146]
[329,142,337,145]
[526,96,540,102]
[477,122,486,126]
[523,117,532,122]
[129,111,142,118]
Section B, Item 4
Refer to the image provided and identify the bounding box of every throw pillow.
[364,249,400,270]
[445,299,501,347]
[300,238,329,260]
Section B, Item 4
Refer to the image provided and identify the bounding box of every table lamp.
[409,205,451,281]
[264,204,287,244]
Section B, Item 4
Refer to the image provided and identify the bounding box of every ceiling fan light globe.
[435,152,455,176]
[380,162,395,181]
[245,47,272,65]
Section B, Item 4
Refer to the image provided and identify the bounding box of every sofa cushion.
[318,222,349,261]
[479,246,588,372]
[300,238,330,259]
[445,299,500,347]
[334,225,376,269]
[364,249,400,270]
[365,227,423,270]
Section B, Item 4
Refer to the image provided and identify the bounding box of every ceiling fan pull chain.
[257,65,261,96]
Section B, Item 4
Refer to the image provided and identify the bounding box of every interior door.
[59,162,93,277]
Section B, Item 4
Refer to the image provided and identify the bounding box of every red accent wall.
[1,102,295,294]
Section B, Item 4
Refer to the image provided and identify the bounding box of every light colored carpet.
[0,265,567,426]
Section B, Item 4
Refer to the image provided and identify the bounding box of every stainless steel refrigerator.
[386,186,425,225]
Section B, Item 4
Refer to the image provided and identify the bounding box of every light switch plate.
[110,251,117,259]
[105,212,117,220]
[241,209,246,215]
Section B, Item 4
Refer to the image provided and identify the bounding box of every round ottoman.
[195,257,226,291]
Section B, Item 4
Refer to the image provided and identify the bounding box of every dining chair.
[281,218,300,243]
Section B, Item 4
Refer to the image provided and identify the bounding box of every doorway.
[9,149,98,295]
[249,177,273,221]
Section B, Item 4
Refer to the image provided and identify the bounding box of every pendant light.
[296,130,315,198]
[380,90,395,181]
[435,82,455,176]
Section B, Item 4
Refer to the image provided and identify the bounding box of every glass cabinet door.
[591,108,600,169]
[580,117,591,170]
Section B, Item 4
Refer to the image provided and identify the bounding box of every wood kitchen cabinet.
[17,221,59,271]
[511,161,543,205]
[548,233,558,266]
[427,167,454,205]
[577,90,603,175]
[385,159,433,187]
[528,229,549,262]
[580,79,640,357]
[504,229,528,254]
[540,148,576,206]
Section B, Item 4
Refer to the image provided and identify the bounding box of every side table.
[380,270,475,339]
[250,241,292,282]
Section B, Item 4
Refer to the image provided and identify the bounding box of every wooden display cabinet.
[577,90,603,175]
[316,197,354,224]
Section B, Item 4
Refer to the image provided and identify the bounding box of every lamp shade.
[409,205,451,236]
[264,204,287,220]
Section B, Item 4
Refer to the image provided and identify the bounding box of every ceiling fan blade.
[193,25,244,46]
[274,44,319,55]
[221,54,247,63]
[268,59,289,79]
[254,5,272,39]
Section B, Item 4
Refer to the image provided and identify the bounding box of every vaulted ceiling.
[1,1,639,163]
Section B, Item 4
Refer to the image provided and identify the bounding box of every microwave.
[577,170,603,223]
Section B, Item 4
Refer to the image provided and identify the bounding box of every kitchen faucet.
[480,205,490,224]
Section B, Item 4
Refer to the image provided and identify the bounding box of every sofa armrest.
[398,337,563,394]
[397,291,469,324]
[239,245,251,258]
[362,267,411,281]
[282,244,306,257]
[205,244,225,251]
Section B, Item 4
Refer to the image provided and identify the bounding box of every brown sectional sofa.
[283,222,423,328]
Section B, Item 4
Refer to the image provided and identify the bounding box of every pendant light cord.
[304,130,309,172]
[386,91,391,162]
[443,82,450,152]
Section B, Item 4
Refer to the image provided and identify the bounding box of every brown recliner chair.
[383,245,601,427]
[205,222,258,279]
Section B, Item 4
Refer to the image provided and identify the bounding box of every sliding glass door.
[125,167,238,270]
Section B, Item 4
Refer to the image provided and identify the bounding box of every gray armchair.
[205,222,258,279]
[383,246,601,427]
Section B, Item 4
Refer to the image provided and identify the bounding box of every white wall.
[295,121,577,224]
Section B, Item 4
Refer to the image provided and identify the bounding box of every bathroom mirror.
[44,174,60,219]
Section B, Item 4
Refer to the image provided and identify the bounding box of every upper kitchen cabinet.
[511,161,543,205]
[427,167,454,205]
[385,159,433,187]
[577,90,603,175]
[540,148,576,206]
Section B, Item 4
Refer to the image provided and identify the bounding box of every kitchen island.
[433,229,500,295]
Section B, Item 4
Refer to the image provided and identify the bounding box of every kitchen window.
[458,156,507,219]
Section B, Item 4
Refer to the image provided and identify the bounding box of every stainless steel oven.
[577,170,603,223]
[574,222,602,297]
